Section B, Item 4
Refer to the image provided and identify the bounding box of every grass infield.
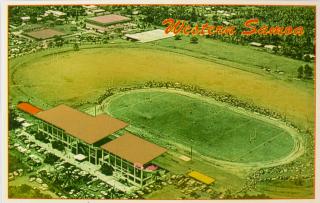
[106,90,295,163]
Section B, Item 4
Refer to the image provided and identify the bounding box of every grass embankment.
[9,44,314,129]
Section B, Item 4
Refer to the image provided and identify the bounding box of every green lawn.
[9,150,29,172]
[106,90,294,163]
[10,42,313,130]
[155,36,314,89]
[53,24,77,35]
[9,184,52,199]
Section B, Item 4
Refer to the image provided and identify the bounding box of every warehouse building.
[125,29,175,43]
[85,14,131,32]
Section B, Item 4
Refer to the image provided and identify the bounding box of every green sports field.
[105,89,295,163]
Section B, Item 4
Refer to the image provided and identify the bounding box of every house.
[222,21,230,26]
[44,10,67,18]
[83,5,98,10]
[92,9,106,16]
[21,16,30,22]
[303,54,315,60]
[249,42,263,47]
[264,44,276,52]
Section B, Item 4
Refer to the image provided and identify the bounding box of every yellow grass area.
[188,171,215,185]
[11,47,314,128]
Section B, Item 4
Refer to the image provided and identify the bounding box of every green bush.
[9,184,52,198]
[35,132,50,143]
[101,163,114,176]
[190,36,199,44]
[44,153,59,164]
[51,140,65,151]
[9,109,21,130]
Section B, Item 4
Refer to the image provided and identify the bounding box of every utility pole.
[190,109,195,161]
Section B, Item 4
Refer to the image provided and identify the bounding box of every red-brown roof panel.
[88,14,130,25]
[35,105,128,144]
[101,133,167,165]
[17,102,43,115]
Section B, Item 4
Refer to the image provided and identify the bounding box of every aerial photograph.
[7,5,315,200]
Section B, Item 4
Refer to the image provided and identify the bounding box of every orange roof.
[101,133,167,165]
[17,102,43,115]
[35,105,127,144]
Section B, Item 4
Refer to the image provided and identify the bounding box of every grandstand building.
[101,133,166,186]
[17,102,166,187]
[35,104,127,165]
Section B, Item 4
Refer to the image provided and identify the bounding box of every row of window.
[38,121,153,185]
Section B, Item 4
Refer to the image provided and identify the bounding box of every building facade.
[17,103,166,187]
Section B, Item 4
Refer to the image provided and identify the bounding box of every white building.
[44,10,67,18]
[21,16,30,22]
[249,42,263,47]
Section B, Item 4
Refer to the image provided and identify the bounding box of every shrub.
[9,109,21,130]
[44,153,59,164]
[174,35,182,40]
[35,132,50,143]
[190,36,198,44]
[51,140,65,151]
[101,163,114,176]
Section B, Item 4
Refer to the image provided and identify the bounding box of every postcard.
[2,1,318,202]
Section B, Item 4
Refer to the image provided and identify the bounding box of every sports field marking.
[110,91,229,124]
[105,89,298,165]
[232,131,286,162]
[107,92,165,115]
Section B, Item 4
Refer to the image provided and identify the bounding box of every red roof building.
[35,104,128,144]
[86,14,130,27]
[17,102,43,115]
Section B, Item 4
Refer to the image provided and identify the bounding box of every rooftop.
[25,28,65,40]
[83,5,98,10]
[17,102,43,115]
[125,29,174,43]
[188,171,215,185]
[101,133,167,165]
[35,105,127,144]
[249,42,263,47]
[44,10,66,17]
[87,14,130,26]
